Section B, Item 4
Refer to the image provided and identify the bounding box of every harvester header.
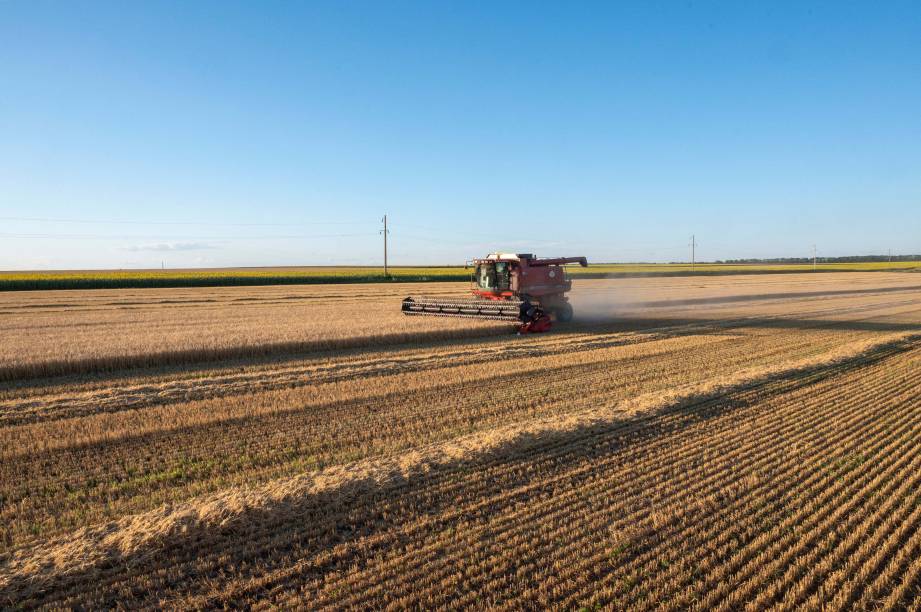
[401,252,588,333]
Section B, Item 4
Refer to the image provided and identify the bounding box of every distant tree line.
[713,255,921,264]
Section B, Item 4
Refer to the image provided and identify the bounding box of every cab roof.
[477,252,534,262]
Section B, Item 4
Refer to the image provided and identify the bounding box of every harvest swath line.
[2,273,921,608]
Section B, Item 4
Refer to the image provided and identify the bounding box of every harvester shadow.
[0,321,735,426]
[4,310,915,422]
[0,324,515,389]
[6,335,914,608]
[0,310,745,394]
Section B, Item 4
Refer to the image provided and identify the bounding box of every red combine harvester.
[401,253,588,333]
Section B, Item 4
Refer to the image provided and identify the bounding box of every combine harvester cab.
[401,253,588,333]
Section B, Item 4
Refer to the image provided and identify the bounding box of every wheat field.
[2,272,921,609]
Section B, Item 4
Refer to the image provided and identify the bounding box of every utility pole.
[381,214,389,277]
[889,248,892,265]
[689,235,697,272]
[812,244,817,272]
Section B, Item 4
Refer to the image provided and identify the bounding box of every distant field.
[1,261,920,290]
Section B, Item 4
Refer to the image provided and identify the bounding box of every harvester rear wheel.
[555,302,573,322]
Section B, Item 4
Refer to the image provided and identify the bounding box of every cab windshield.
[475,262,511,291]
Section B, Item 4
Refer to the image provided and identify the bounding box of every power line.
[393,225,691,252]
[0,215,376,227]
[391,222,589,245]
[0,232,378,240]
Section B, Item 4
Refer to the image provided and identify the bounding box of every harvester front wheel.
[555,302,573,323]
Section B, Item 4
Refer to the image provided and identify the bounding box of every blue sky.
[2,1,920,269]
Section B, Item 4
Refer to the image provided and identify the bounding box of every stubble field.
[1,272,921,609]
